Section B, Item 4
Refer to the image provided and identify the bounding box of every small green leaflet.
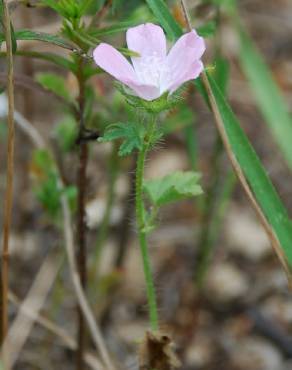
[98,122,146,156]
[36,72,73,103]
[197,21,216,38]
[88,21,138,38]
[32,149,77,218]
[54,116,78,152]
[144,171,203,206]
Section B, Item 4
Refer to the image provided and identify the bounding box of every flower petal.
[126,23,167,86]
[161,30,205,93]
[127,83,161,101]
[168,60,204,94]
[93,43,138,87]
[127,23,167,58]
[93,42,160,100]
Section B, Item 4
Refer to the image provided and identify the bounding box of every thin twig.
[180,0,292,285]
[1,0,15,352]
[9,293,103,370]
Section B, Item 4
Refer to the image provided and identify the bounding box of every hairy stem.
[135,118,158,331]
[1,0,15,353]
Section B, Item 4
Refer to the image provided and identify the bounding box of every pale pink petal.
[127,23,166,58]
[93,42,160,101]
[167,60,204,94]
[126,23,167,86]
[161,30,205,93]
[127,83,161,101]
[93,43,138,86]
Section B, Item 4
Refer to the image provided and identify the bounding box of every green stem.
[135,118,158,331]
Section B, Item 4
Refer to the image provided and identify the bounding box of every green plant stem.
[135,118,158,331]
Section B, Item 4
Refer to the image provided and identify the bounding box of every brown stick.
[180,0,292,285]
[76,58,89,370]
[1,0,15,352]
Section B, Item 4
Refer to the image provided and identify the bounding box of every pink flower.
[93,23,205,101]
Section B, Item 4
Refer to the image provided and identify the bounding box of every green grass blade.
[145,0,182,39]
[239,29,292,170]
[207,74,292,266]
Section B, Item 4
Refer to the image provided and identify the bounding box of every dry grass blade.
[2,254,61,368]
[60,191,116,370]
[9,293,103,370]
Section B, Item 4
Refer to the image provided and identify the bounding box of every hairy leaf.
[144,171,203,206]
[98,122,146,156]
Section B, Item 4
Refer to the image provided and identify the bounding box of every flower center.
[134,52,169,88]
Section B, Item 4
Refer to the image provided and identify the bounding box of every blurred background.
[1,0,292,369]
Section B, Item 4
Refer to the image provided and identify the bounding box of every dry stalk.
[2,255,61,368]
[9,292,103,370]
[1,0,15,354]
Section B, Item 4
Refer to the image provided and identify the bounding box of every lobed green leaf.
[98,122,146,156]
[144,171,203,206]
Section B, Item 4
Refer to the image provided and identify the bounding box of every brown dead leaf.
[139,330,181,370]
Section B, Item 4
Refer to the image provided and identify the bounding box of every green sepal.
[115,83,185,114]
